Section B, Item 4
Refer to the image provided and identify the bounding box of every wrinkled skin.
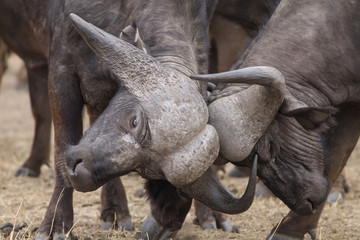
[203,0,360,238]
[0,0,51,177]
[263,104,360,239]
[254,115,331,214]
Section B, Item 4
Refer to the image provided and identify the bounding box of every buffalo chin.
[261,177,329,216]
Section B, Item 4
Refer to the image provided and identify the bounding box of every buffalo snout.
[65,145,98,192]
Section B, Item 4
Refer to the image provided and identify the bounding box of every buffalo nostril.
[307,199,316,213]
[72,159,83,173]
[65,151,83,175]
[295,199,317,215]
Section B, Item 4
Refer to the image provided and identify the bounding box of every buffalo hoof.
[53,233,67,240]
[199,219,239,233]
[0,222,27,233]
[15,167,39,177]
[0,222,15,237]
[199,219,217,230]
[266,233,303,240]
[35,232,72,240]
[34,233,48,240]
[118,218,134,231]
[218,220,239,233]
[141,214,177,240]
[308,229,317,240]
[102,222,114,230]
[102,216,133,231]
[196,215,239,233]
[0,222,14,230]
[327,191,344,204]
[266,226,317,240]
[265,232,316,240]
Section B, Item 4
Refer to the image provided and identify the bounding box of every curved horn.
[190,66,284,90]
[69,13,164,97]
[190,67,285,162]
[181,154,258,214]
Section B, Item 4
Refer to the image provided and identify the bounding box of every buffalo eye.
[131,117,138,129]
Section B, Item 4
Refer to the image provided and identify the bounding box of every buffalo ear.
[280,92,338,130]
[285,107,338,130]
[119,22,148,53]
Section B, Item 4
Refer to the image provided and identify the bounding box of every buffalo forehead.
[139,74,208,154]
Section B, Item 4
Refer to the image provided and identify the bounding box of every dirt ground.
[0,56,359,240]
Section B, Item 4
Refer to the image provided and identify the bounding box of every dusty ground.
[0,56,359,240]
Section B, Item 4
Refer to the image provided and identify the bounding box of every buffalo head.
[63,14,258,214]
[192,70,337,215]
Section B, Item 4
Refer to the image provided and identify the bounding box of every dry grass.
[1,56,360,239]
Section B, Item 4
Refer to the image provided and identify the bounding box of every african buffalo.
[209,0,350,204]
[191,0,360,239]
[0,1,251,239]
[26,0,260,239]
[0,0,258,239]
[0,2,51,178]
[0,1,257,236]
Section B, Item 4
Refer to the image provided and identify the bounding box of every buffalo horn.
[69,13,164,97]
[190,66,284,90]
[190,67,285,162]
[181,154,258,214]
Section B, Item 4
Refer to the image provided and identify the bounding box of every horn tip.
[69,13,89,32]
[69,13,80,22]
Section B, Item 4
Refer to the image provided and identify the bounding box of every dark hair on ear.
[255,120,280,162]
[282,106,339,133]
[315,115,338,134]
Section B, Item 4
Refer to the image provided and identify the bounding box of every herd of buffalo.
[0,0,359,239]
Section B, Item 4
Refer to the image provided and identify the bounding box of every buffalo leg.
[194,200,238,232]
[327,169,349,204]
[100,177,133,231]
[193,165,238,232]
[15,62,51,177]
[194,200,217,229]
[36,185,75,240]
[36,64,83,240]
[142,180,192,240]
[266,203,325,240]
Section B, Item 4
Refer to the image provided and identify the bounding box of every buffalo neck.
[135,0,210,78]
[235,0,360,107]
